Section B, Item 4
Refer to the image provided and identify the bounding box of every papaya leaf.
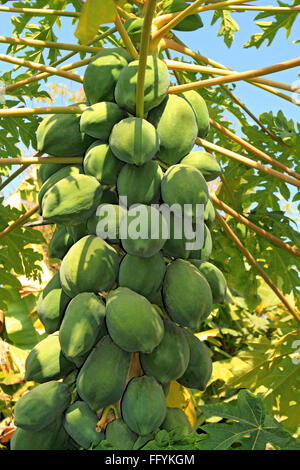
[75,0,118,44]
[211,10,240,48]
[198,389,300,450]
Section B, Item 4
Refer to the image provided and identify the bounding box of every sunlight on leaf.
[75,0,117,44]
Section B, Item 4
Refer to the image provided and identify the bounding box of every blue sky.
[0,1,299,202]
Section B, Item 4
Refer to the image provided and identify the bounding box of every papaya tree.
[0,0,300,451]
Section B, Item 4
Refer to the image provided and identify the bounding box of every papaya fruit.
[181,90,210,138]
[120,204,168,258]
[121,376,166,435]
[189,260,227,304]
[140,319,190,384]
[115,55,170,114]
[84,142,124,185]
[161,164,208,219]
[106,287,164,353]
[11,416,69,450]
[38,161,70,184]
[188,224,212,261]
[181,151,221,181]
[60,235,119,297]
[161,407,192,433]
[105,419,137,450]
[147,95,198,165]
[49,227,74,260]
[118,252,166,300]
[42,174,103,226]
[37,113,93,157]
[177,330,212,390]
[87,204,127,244]
[83,48,131,104]
[80,102,127,140]
[66,222,88,243]
[63,401,104,449]
[117,160,163,207]
[100,188,119,204]
[25,332,75,383]
[38,164,83,208]
[14,381,71,432]
[162,211,192,259]
[163,0,203,31]
[37,271,71,334]
[59,292,106,366]
[162,259,213,331]
[76,335,131,411]
[204,198,215,228]
[124,17,143,46]
[109,117,159,166]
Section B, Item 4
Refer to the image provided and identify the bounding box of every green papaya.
[147,95,198,165]
[120,204,167,258]
[106,287,164,353]
[109,117,159,166]
[37,113,93,157]
[14,381,71,432]
[181,151,221,181]
[59,292,106,366]
[163,0,203,31]
[188,224,212,261]
[115,55,170,114]
[124,17,143,45]
[84,142,124,185]
[83,48,131,104]
[161,408,192,433]
[162,259,213,331]
[38,161,70,184]
[76,335,131,411]
[117,160,163,207]
[177,330,212,390]
[37,271,71,334]
[87,204,127,244]
[38,164,83,208]
[11,416,69,450]
[181,90,210,137]
[105,419,137,450]
[63,401,104,449]
[25,333,75,384]
[162,212,191,259]
[42,174,103,226]
[189,260,227,304]
[80,102,127,140]
[121,376,166,435]
[49,227,74,259]
[100,187,119,205]
[204,198,215,228]
[66,222,88,243]
[118,252,166,300]
[161,164,208,219]
[140,319,190,384]
[60,235,119,297]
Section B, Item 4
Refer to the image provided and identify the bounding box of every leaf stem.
[0,204,39,242]
[0,156,83,166]
[215,211,300,323]
[114,11,139,59]
[136,0,157,118]
[0,6,80,16]
[0,105,87,117]
[0,164,31,192]
[0,36,103,54]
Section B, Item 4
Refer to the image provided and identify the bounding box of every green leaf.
[75,0,117,44]
[211,10,239,48]
[198,390,300,449]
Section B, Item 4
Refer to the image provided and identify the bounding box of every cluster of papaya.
[12,42,227,450]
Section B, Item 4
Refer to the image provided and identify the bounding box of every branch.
[215,211,300,323]
[211,194,300,259]
[136,0,157,118]
[196,138,300,189]
[114,11,139,59]
[0,105,87,117]
[0,164,30,192]
[0,6,80,17]
[23,219,55,228]
[225,5,300,12]
[210,119,300,181]
[0,55,83,84]
[0,204,39,242]
[0,156,83,165]
[0,36,103,54]
[168,57,300,95]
